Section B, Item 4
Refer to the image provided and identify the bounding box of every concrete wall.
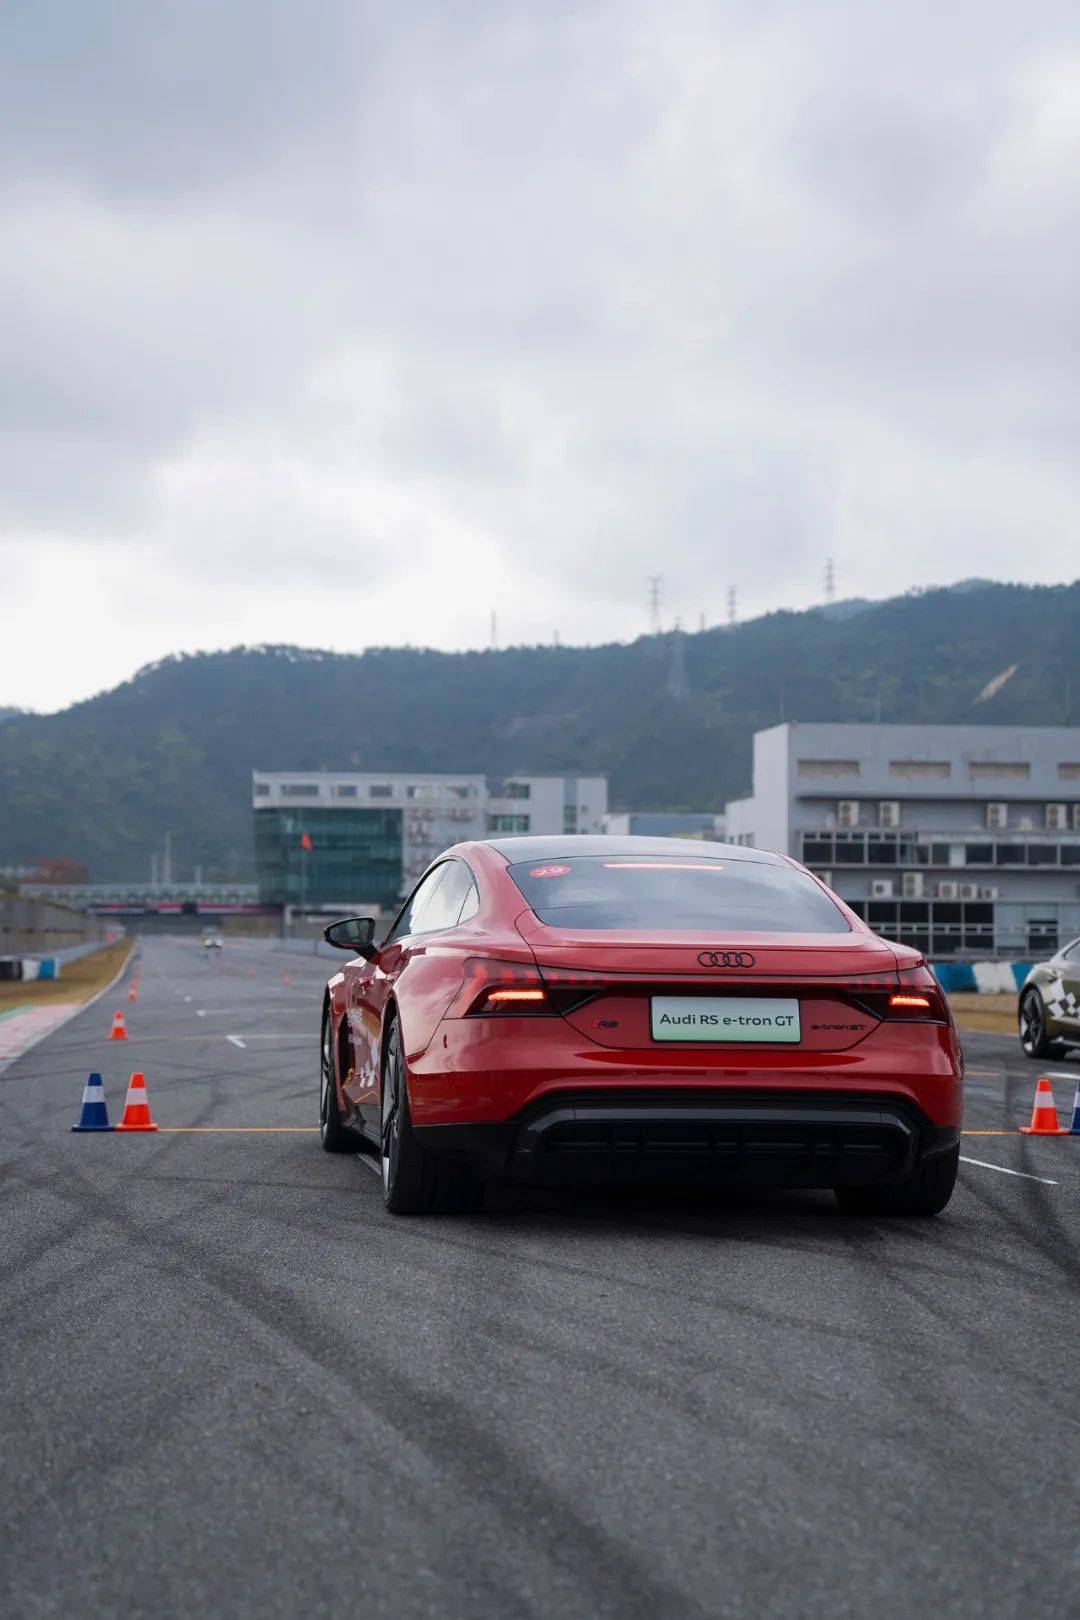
[1,898,110,957]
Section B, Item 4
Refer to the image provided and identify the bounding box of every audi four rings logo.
[697,950,756,968]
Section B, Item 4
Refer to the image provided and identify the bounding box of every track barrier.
[1069,1082,1080,1137]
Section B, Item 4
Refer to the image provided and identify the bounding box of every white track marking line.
[226,1035,246,1049]
[1045,1071,1080,1080]
[960,1155,1059,1186]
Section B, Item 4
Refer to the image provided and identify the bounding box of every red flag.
[300,832,314,852]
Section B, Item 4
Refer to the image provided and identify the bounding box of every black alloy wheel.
[320,1007,359,1152]
[835,1143,959,1218]
[380,1017,483,1215]
[1019,988,1054,1060]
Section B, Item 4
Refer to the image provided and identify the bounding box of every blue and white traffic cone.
[71,1072,113,1132]
[1069,1080,1080,1137]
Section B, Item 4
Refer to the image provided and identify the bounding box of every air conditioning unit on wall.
[959,883,980,901]
[837,800,860,827]
[902,872,924,898]
[878,800,900,828]
[937,880,959,899]
[870,879,895,898]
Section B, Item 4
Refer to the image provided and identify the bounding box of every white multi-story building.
[726,723,1080,958]
[252,770,607,906]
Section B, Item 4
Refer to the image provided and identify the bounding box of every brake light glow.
[889,993,932,1010]
[601,862,724,872]
[487,988,547,1004]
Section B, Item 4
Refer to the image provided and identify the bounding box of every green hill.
[2,581,1078,881]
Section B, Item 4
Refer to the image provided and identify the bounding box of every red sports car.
[320,836,963,1216]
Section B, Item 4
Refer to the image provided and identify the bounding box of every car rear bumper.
[412,1089,960,1190]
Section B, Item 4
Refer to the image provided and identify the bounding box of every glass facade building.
[252,771,608,901]
[254,807,403,908]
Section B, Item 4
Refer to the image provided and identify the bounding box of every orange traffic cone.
[127,986,138,1001]
[1020,1077,1068,1136]
[282,973,292,987]
[115,1071,158,1132]
[108,1010,128,1040]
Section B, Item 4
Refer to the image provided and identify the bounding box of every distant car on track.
[1017,938,1080,1059]
[202,935,224,950]
[320,836,963,1216]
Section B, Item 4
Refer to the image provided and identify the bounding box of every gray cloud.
[2,0,1079,707]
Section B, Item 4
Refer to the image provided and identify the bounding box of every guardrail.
[930,961,1032,993]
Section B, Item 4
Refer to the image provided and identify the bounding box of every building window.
[889,761,951,779]
[369,785,393,798]
[1058,763,1080,781]
[334,785,359,798]
[253,806,403,908]
[281,783,319,797]
[449,785,475,799]
[798,759,861,778]
[487,814,530,834]
[970,761,1031,780]
[563,805,577,833]
[504,782,531,800]
[253,784,270,797]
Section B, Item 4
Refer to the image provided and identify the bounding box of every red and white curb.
[0,1003,82,1075]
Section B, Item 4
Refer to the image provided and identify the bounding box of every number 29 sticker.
[529,864,571,879]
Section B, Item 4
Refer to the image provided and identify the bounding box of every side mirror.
[323,916,378,956]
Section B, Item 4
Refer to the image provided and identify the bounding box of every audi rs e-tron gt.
[319,837,962,1216]
[1018,937,1080,1059]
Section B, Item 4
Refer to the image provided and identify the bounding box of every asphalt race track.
[2,937,1078,1619]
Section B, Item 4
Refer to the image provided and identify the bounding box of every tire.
[380,1017,483,1215]
[1019,988,1058,1060]
[835,1144,959,1218]
[320,1006,360,1153]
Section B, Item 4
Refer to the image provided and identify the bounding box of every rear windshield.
[507,855,850,933]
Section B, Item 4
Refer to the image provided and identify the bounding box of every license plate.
[650,996,801,1043]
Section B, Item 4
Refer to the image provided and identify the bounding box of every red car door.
[345,861,471,1134]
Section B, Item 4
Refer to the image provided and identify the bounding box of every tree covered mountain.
[1,581,1078,881]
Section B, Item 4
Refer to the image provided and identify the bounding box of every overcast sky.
[3,1,1079,712]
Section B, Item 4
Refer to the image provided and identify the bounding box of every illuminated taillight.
[852,961,948,1023]
[447,958,554,1017]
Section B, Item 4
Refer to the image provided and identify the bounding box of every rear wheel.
[320,1007,360,1153]
[381,1018,482,1214]
[835,1144,959,1217]
[1019,988,1059,1060]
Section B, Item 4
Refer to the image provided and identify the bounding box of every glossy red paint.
[322,837,963,1184]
